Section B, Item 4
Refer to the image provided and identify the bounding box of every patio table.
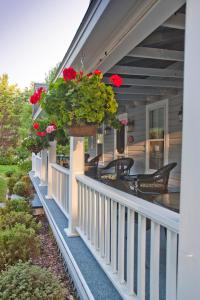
[153,192,180,213]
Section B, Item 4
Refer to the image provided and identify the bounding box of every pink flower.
[120,119,128,126]
[46,125,56,134]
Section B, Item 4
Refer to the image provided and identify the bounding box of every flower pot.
[68,125,97,137]
[28,145,43,154]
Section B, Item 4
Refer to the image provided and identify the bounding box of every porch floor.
[30,172,122,300]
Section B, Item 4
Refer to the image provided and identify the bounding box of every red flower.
[87,73,92,77]
[29,93,39,104]
[94,69,102,76]
[33,122,40,130]
[109,74,123,87]
[29,87,45,105]
[63,67,77,81]
[36,131,47,137]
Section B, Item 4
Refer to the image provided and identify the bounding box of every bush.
[0,199,31,215]
[18,159,32,173]
[0,261,66,300]
[0,211,41,232]
[5,170,14,177]
[7,173,24,195]
[13,181,33,198]
[0,224,40,270]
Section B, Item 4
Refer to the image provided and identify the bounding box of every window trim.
[145,99,169,172]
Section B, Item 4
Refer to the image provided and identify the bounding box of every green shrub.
[0,261,66,300]
[13,181,33,198]
[5,170,14,177]
[7,176,18,195]
[0,199,31,215]
[0,224,40,270]
[18,159,32,173]
[0,211,41,232]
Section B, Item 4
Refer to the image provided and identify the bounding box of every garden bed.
[32,215,77,300]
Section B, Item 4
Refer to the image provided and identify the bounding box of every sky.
[0,0,90,89]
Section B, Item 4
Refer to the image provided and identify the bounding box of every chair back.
[103,157,134,177]
[87,154,101,166]
[153,162,177,184]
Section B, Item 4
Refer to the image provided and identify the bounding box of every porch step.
[29,172,122,300]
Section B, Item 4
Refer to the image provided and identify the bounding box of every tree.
[45,63,60,85]
[0,74,21,154]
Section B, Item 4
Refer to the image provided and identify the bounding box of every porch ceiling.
[104,5,185,108]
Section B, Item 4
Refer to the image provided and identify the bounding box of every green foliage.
[22,135,49,154]
[0,224,40,270]
[0,74,21,155]
[0,261,66,300]
[18,159,32,173]
[13,180,33,198]
[0,211,41,232]
[5,170,14,177]
[0,176,7,202]
[41,72,118,128]
[1,199,31,214]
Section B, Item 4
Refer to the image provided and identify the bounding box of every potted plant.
[22,135,49,154]
[32,120,69,145]
[40,68,123,136]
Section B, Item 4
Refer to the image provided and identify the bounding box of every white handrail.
[51,163,70,175]
[76,174,179,233]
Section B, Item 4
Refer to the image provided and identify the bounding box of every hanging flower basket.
[40,68,123,136]
[28,145,43,155]
[68,124,97,137]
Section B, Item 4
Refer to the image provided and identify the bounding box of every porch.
[32,150,179,300]
[31,0,200,299]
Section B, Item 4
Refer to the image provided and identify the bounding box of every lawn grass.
[0,165,20,201]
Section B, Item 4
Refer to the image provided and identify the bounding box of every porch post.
[32,153,35,172]
[39,149,48,186]
[178,1,200,299]
[65,136,84,237]
[46,141,57,199]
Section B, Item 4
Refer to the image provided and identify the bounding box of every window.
[146,100,168,171]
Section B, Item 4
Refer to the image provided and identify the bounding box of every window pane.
[149,108,164,139]
[149,141,164,169]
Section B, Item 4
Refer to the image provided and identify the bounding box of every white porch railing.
[76,174,180,300]
[51,163,70,217]
[32,153,42,179]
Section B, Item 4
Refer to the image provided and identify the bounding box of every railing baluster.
[87,188,91,240]
[84,185,87,235]
[100,194,105,258]
[95,192,99,251]
[150,221,160,300]
[127,208,135,295]
[111,200,117,273]
[137,214,146,300]
[91,190,96,245]
[118,204,125,283]
[166,230,178,300]
[105,197,111,265]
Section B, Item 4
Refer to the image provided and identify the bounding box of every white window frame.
[145,99,169,172]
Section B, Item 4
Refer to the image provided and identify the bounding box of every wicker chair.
[84,154,102,178]
[123,162,177,193]
[98,158,134,180]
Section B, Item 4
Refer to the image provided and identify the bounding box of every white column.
[46,141,57,199]
[39,149,48,186]
[65,137,84,237]
[32,153,35,172]
[178,2,200,299]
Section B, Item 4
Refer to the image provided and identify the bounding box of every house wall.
[88,94,183,187]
